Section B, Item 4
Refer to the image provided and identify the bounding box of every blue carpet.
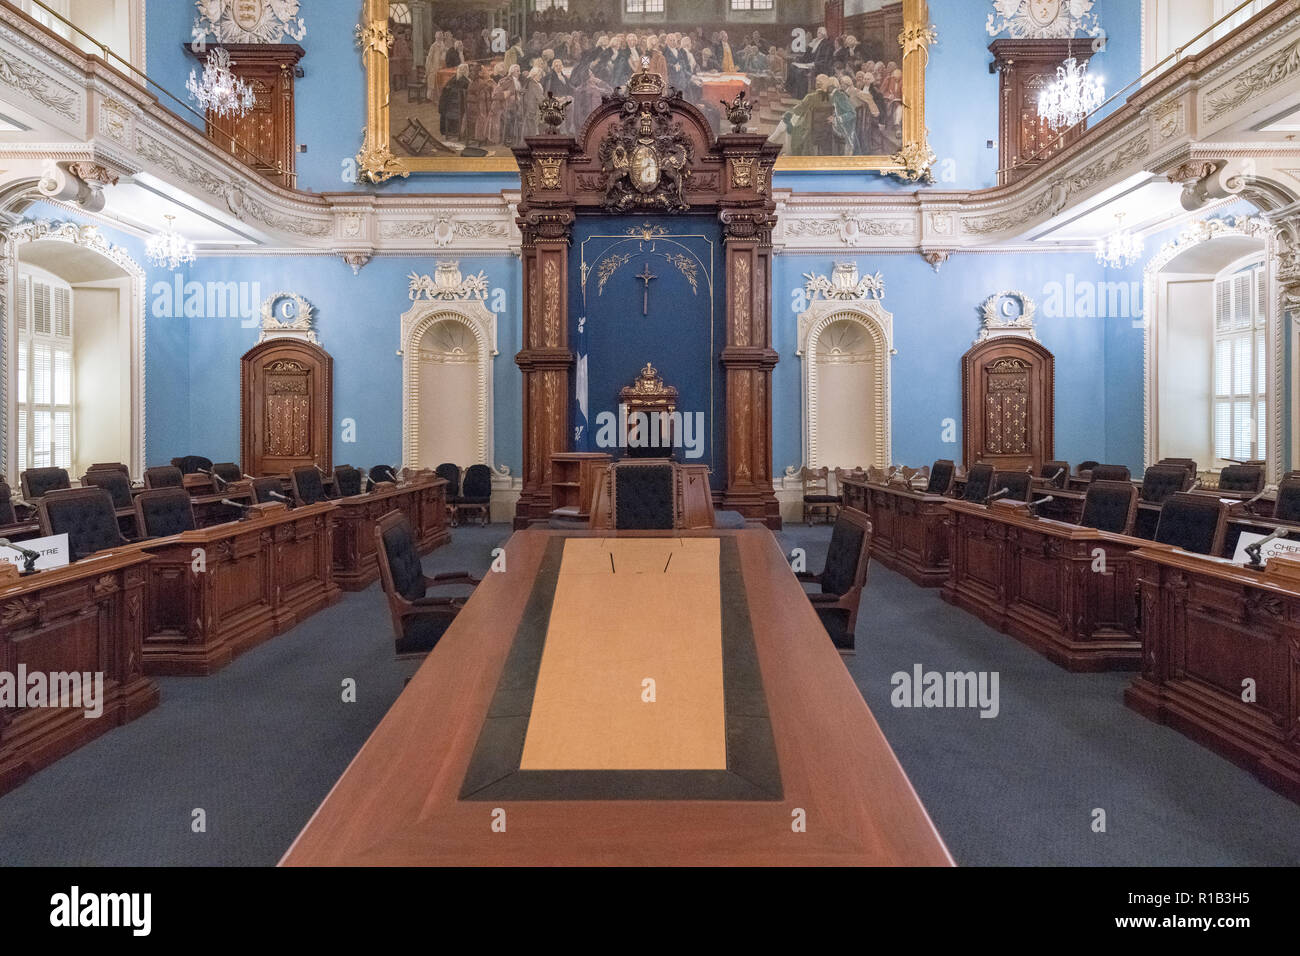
[0,523,1296,865]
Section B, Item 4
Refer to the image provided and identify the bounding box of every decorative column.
[513,138,578,528]
[718,134,781,529]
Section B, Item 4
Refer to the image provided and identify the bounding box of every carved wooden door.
[961,338,1053,473]
[241,340,332,477]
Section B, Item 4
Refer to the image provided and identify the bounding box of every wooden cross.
[635,262,657,315]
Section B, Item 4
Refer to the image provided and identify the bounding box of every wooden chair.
[1154,493,1228,556]
[143,465,185,489]
[134,488,197,538]
[961,463,995,503]
[1079,480,1139,535]
[250,477,289,505]
[20,466,70,501]
[36,487,128,560]
[926,459,955,495]
[374,510,479,660]
[801,466,838,525]
[1218,464,1264,494]
[610,460,676,530]
[333,465,364,497]
[1140,464,1192,503]
[1276,476,1300,523]
[1091,464,1131,483]
[290,466,330,505]
[456,464,492,527]
[990,470,1033,502]
[796,507,872,654]
[1039,460,1070,488]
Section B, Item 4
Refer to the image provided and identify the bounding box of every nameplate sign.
[0,533,70,571]
[1232,531,1300,566]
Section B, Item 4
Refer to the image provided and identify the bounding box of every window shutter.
[53,286,71,337]
[1215,278,1231,332]
[1214,401,1231,461]
[54,347,72,406]
[16,274,28,332]
[1256,265,1267,324]
[1232,272,1252,329]
[33,281,51,335]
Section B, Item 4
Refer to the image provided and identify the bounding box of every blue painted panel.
[571,215,724,482]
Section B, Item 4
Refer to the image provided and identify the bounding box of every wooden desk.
[125,502,340,675]
[191,489,253,528]
[1126,547,1300,803]
[282,529,952,866]
[331,477,449,591]
[0,550,160,795]
[942,500,1148,670]
[842,478,950,587]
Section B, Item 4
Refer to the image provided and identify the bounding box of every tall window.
[625,0,665,13]
[15,267,74,472]
[731,0,775,9]
[534,0,569,10]
[1212,260,1266,463]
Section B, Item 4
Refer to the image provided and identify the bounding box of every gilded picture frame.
[356,0,935,181]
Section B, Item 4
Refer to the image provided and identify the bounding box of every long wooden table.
[282,528,952,866]
[841,478,951,587]
[331,477,449,591]
[942,500,1151,670]
[0,550,160,795]
[1126,547,1300,803]
[124,502,341,675]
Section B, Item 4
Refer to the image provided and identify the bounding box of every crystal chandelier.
[1096,213,1143,269]
[186,47,255,119]
[1038,52,1105,131]
[147,215,196,270]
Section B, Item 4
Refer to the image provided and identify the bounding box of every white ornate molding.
[258,291,318,344]
[803,262,885,301]
[192,0,306,44]
[797,268,895,472]
[2,219,146,480]
[977,291,1038,343]
[407,261,490,301]
[987,0,1101,39]
[1140,215,1275,477]
[399,290,498,472]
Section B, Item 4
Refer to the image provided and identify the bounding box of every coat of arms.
[598,80,693,214]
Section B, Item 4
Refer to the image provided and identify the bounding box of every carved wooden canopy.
[511,68,782,529]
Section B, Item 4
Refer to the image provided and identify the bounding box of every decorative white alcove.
[797,263,895,471]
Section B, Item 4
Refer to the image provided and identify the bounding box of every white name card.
[1232,530,1300,566]
[0,533,70,571]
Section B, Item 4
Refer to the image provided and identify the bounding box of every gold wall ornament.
[599,103,692,213]
[890,138,938,184]
[537,156,563,190]
[357,0,931,175]
[730,157,755,189]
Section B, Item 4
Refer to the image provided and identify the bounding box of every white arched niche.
[5,220,146,481]
[797,294,894,471]
[399,299,497,471]
[1142,216,1276,479]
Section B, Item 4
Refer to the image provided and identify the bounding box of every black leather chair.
[170,455,214,475]
[926,459,955,495]
[1154,493,1228,555]
[1218,464,1264,494]
[211,462,242,484]
[0,482,17,525]
[143,465,185,489]
[1076,461,1100,477]
[1079,480,1139,535]
[374,510,479,660]
[333,465,364,497]
[961,463,995,503]
[1039,460,1070,488]
[21,466,70,501]
[990,470,1033,502]
[134,488,197,538]
[82,470,134,509]
[1140,464,1191,503]
[1091,464,1131,483]
[456,464,492,527]
[796,507,872,653]
[370,464,400,488]
[1158,458,1198,481]
[88,462,130,477]
[36,487,128,560]
[251,477,288,505]
[290,466,330,506]
[1275,477,1300,523]
[434,462,461,524]
[611,461,675,530]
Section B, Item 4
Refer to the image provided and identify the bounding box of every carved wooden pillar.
[719,135,781,529]
[514,139,578,528]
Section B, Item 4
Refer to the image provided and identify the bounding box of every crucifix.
[635,262,657,315]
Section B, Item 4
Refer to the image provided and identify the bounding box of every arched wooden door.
[961,338,1054,473]
[240,340,332,477]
